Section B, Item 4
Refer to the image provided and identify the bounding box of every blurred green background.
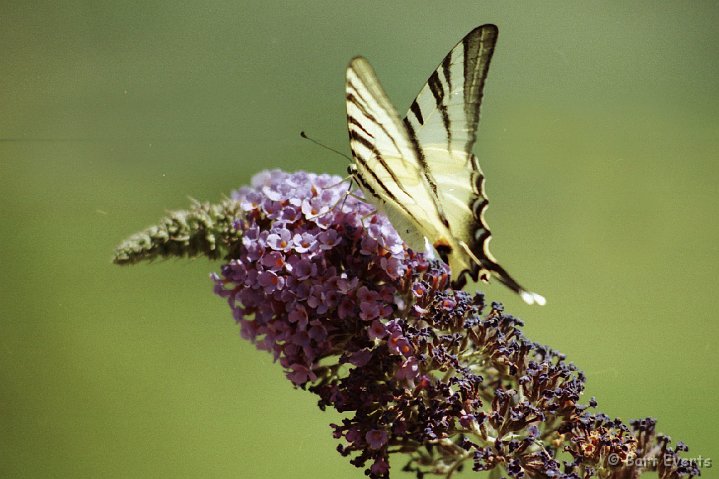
[2,1,717,477]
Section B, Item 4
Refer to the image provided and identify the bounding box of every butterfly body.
[345,25,545,305]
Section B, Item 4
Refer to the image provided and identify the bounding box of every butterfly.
[345,24,545,305]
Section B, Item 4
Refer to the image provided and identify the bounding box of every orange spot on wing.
[433,239,453,261]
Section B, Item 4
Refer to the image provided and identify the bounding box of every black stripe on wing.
[461,24,498,154]
[427,70,451,149]
[348,124,411,205]
[409,100,423,125]
[401,115,450,229]
[346,90,404,159]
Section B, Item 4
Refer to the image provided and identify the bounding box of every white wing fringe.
[520,291,546,306]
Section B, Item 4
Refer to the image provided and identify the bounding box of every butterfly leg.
[305,176,356,221]
[358,209,379,230]
[323,174,354,191]
[325,168,376,228]
[336,176,356,212]
[333,177,371,213]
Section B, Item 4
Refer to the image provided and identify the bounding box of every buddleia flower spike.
[115,169,700,479]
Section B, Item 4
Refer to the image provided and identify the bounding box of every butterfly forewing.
[404,25,497,156]
[346,58,444,252]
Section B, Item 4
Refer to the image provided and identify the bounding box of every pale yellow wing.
[346,57,448,253]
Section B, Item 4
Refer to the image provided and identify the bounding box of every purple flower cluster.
[115,169,701,479]
[212,170,426,386]
[208,170,700,479]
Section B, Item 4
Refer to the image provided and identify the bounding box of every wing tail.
[489,262,546,306]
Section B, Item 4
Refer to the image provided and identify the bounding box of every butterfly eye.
[347,164,357,175]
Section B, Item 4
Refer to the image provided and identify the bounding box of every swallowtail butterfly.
[345,24,545,305]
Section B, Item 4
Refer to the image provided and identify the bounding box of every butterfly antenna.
[300,131,352,162]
